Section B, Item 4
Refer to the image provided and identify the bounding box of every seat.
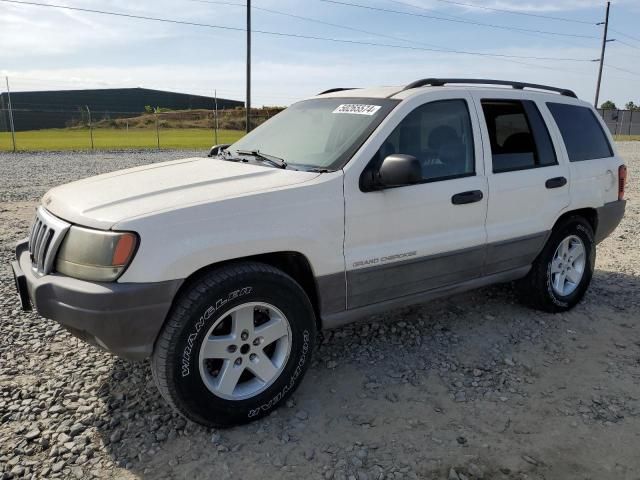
[399,123,422,159]
[502,132,534,154]
[427,126,459,151]
[493,132,536,172]
[428,126,468,178]
[437,141,467,177]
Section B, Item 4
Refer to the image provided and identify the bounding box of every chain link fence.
[3,104,637,152]
[0,105,282,151]
[597,108,639,137]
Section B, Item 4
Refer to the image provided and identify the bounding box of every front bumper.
[12,240,182,361]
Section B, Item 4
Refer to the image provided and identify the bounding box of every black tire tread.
[515,215,594,313]
[151,261,309,427]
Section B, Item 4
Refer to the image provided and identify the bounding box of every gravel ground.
[1,145,639,480]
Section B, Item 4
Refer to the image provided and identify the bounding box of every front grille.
[28,207,71,276]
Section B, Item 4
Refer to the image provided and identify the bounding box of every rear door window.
[546,102,613,161]
[481,100,557,173]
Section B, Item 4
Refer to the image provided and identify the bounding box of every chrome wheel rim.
[198,302,292,401]
[550,235,586,297]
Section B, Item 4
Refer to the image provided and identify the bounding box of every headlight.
[55,226,138,282]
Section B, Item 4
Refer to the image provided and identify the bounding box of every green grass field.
[614,135,640,141]
[2,127,638,153]
[0,128,245,152]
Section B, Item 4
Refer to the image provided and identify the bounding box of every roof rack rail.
[402,78,577,98]
[317,87,358,95]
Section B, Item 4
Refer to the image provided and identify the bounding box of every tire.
[151,262,316,427]
[515,216,595,313]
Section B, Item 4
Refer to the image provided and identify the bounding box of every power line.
[610,28,640,44]
[609,43,640,60]
[0,0,595,62]
[188,0,451,51]
[605,63,640,77]
[383,0,597,49]
[614,39,640,51]
[188,0,555,67]
[189,0,592,75]
[320,0,600,39]
[410,0,596,25]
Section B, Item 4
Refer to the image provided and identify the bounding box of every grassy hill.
[94,108,283,131]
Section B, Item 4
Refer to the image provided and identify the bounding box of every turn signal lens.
[112,233,137,266]
[619,165,627,201]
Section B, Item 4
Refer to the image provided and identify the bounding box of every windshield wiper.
[236,149,288,169]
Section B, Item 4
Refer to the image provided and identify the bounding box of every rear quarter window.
[546,103,613,162]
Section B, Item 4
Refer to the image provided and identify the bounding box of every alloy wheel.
[550,234,586,297]
[198,302,292,400]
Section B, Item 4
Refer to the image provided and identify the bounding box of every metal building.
[0,87,243,131]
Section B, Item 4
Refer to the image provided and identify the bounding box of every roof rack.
[317,87,358,95]
[402,78,577,98]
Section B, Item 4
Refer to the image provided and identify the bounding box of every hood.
[43,157,320,230]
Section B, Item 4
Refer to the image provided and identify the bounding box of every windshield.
[228,97,399,170]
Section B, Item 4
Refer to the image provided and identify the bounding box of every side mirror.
[208,144,231,157]
[377,154,422,188]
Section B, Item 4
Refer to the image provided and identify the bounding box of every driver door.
[343,92,488,309]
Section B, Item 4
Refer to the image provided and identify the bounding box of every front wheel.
[515,216,595,313]
[152,262,316,427]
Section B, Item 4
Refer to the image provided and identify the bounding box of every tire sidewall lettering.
[180,286,253,378]
[247,330,310,418]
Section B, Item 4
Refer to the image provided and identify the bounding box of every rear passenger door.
[472,93,570,275]
[545,101,621,209]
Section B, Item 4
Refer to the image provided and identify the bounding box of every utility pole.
[214,89,219,145]
[246,0,251,133]
[85,105,94,150]
[594,1,611,108]
[5,76,16,152]
[154,107,160,150]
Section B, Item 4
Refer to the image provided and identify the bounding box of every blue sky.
[1,0,639,107]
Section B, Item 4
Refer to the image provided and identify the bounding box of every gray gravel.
[0,150,204,203]
[1,145,640,480]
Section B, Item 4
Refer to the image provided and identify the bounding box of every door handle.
[451,190,484,205]
[545,176,567,189]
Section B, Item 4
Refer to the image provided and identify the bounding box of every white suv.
[12,78,627,427]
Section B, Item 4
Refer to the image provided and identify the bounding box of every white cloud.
[0,0,235,57]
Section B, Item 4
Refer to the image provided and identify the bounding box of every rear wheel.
[152,262,316,427]
[515,216,595,313]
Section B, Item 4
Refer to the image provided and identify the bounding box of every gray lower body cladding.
[13,240,182,361]
[595,199,626,244]
[347,244,487,310]
[319,231,548,319]
[322,266,530,330]
[319,200,626,326]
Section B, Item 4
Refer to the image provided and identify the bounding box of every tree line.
[600,100,640,111]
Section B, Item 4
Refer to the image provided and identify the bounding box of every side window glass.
[523,101,557,167]
[481,100,557,173]
[547,102,613,161]
[374,99,475,183]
